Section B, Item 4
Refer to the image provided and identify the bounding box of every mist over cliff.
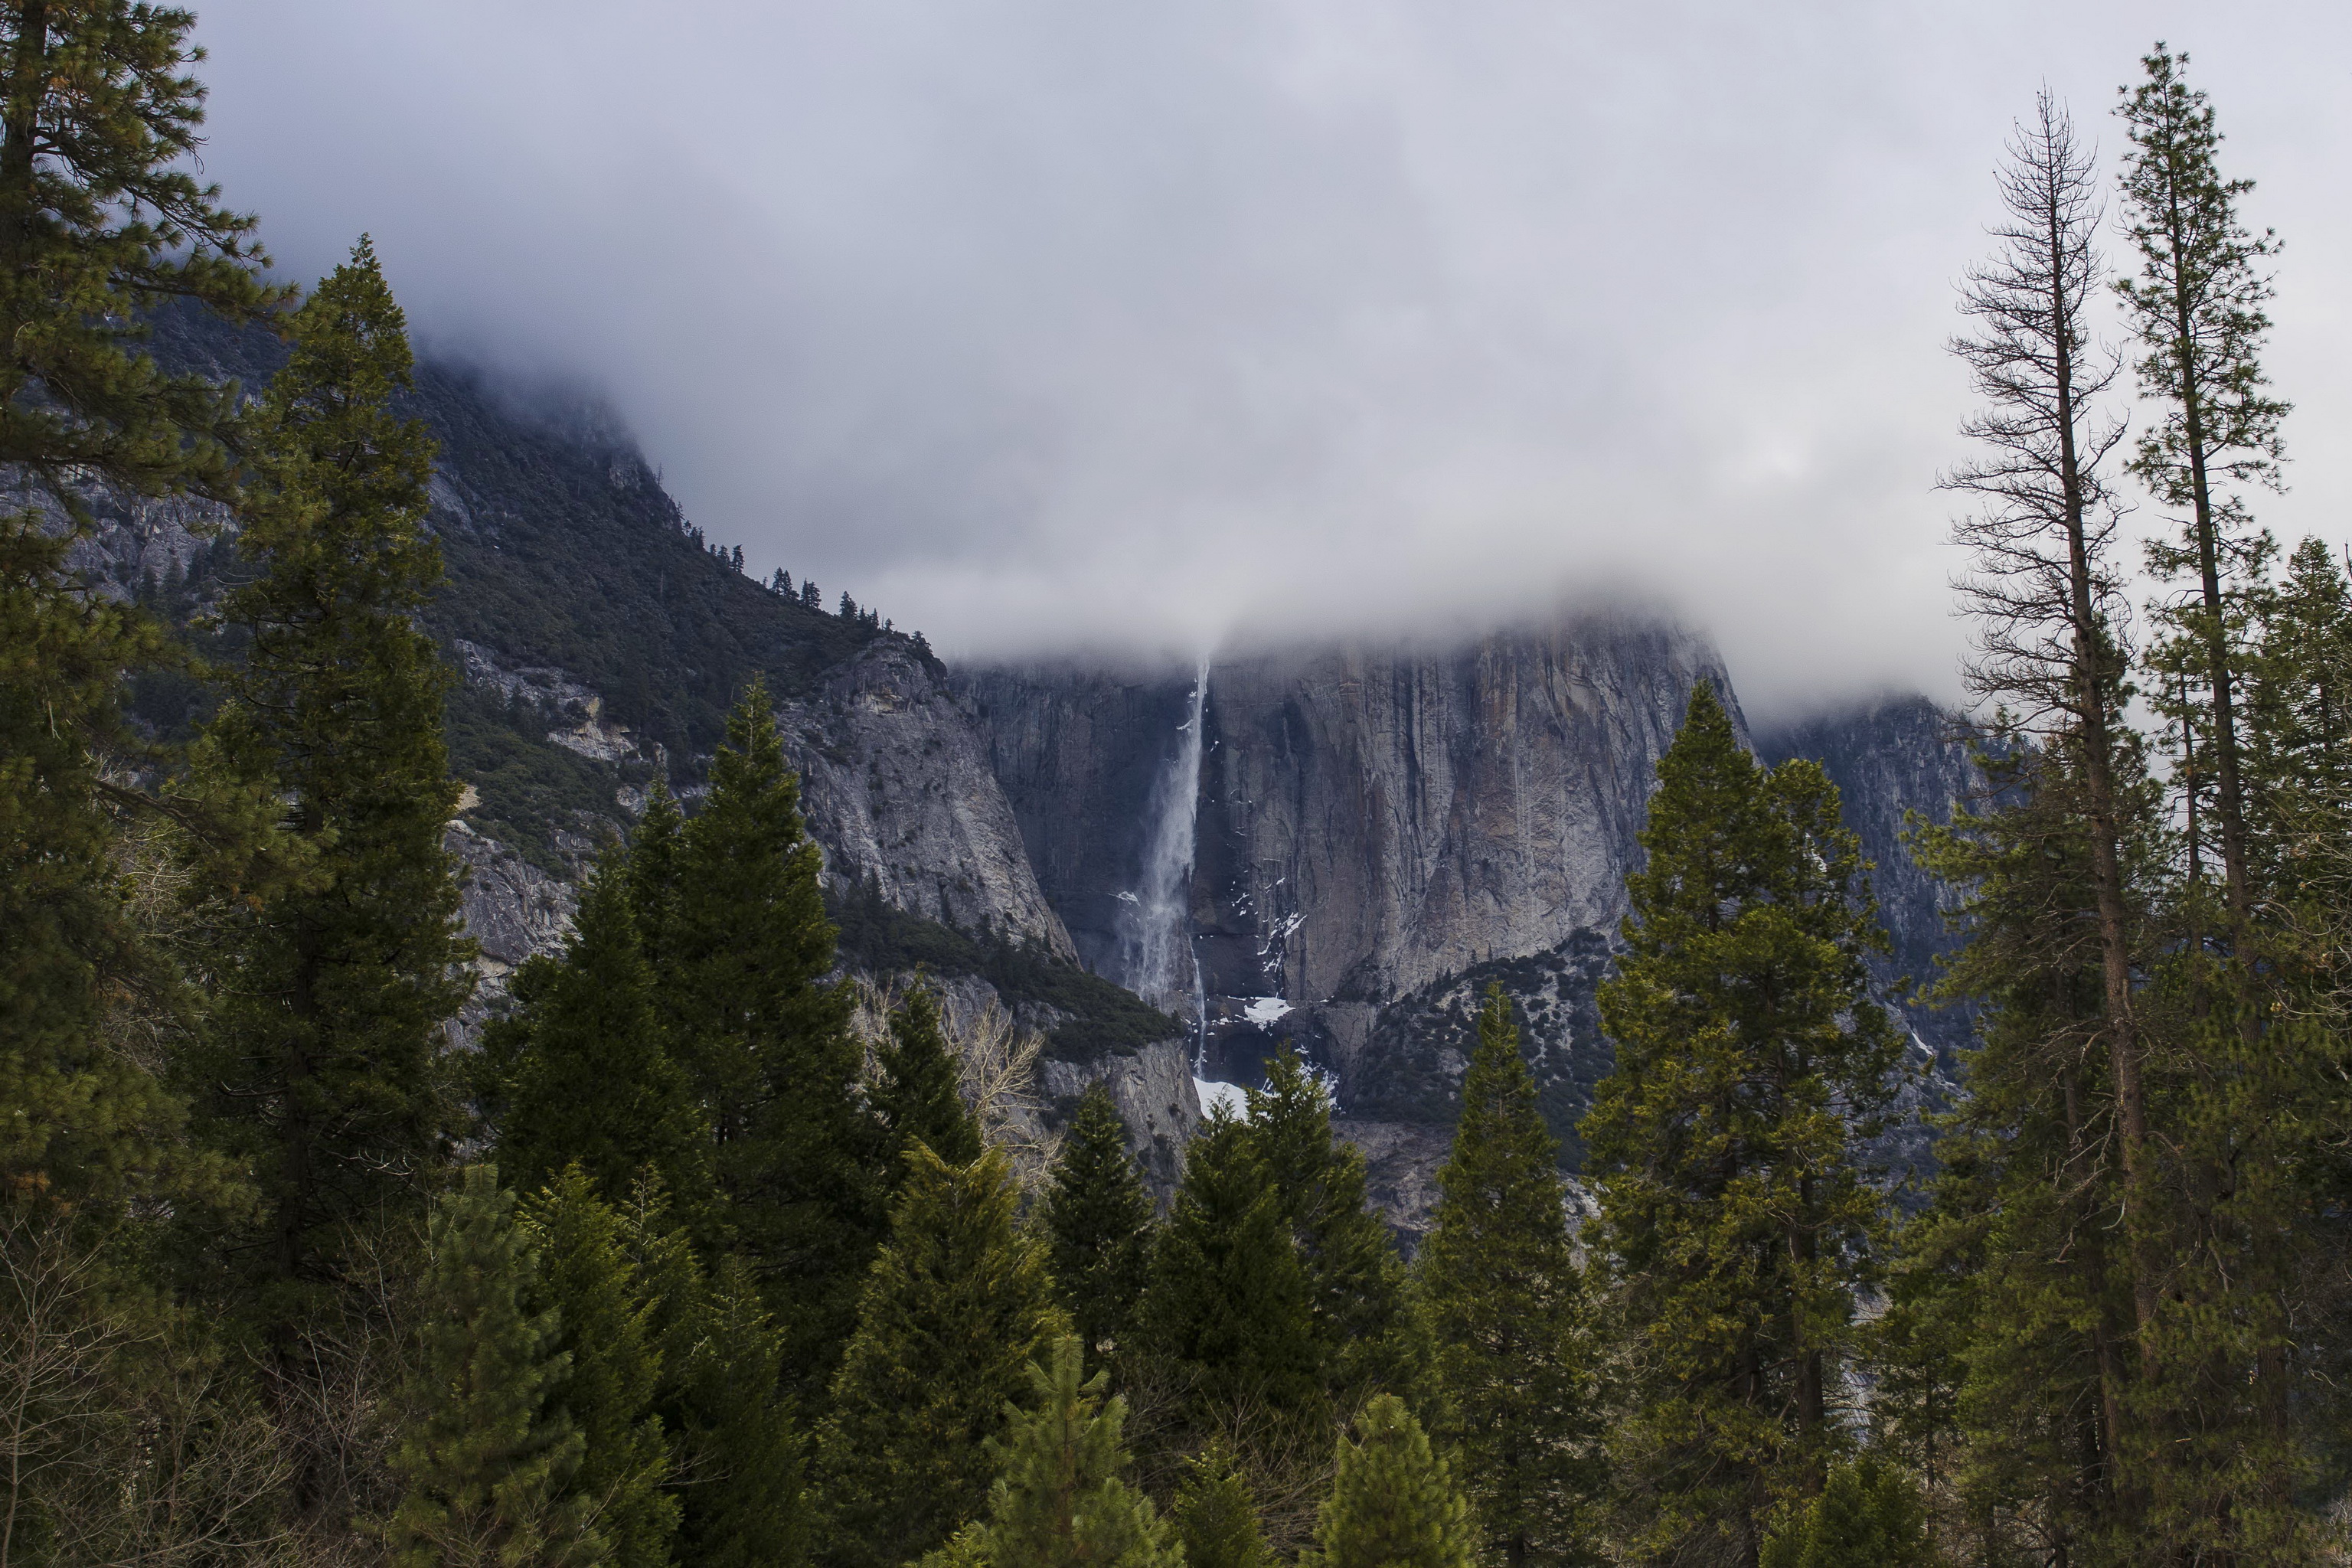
[92,305,1981,1232]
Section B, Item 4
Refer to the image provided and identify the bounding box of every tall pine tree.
[665,1254,811,1568]
[1419,985,1599,1566]
[0,0,279,1221]
[1583,684,1900,1566]
[1247,1050,1418,1409]
[386,1166,599,1568]
[2116,42,2288,929]
[1044,1083,1155,1375]
[521,1167,678,1568]
[486,841,712,1222]
[661,682,886,1382]
[1137,1107,1320,1430]
[1888,744,2136,1562]
[815,1145,1065,1567]
[197,241,469,1317]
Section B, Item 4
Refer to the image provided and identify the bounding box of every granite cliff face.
[1192,618,1738,1034]
[955,665,1199,981]
[1757,696,1984,1064]
[783,641,1075,958]
[960,613,1746,1181]
[94,306,1988,1237]
[959,627,1986,1241]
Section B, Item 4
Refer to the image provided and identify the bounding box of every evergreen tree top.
[0,0,286,510]
[978,1335,1178,1566]
[1311,1393,1473,1568]
[877,978,983,1169]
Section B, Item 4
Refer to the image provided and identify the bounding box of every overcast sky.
[191,2,2352,718]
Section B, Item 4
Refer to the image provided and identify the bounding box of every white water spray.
[1123,661,1210,1065]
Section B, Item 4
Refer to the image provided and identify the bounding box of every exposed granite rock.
[1333,1119,1453,1250]
[782,640,1076,958]
[445,819,578,1037]
[952,664,1197,979]
[854,965,1200,1200]
[1196,614,1740,1014]
[1038,1040,1203,1202]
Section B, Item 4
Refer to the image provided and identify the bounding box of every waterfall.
[1122,662,1210,1055]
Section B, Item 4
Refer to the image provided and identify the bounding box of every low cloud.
[195,0,2352,719]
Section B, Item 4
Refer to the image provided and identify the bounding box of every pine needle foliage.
[1420,985,1599,1565]
[1757,1457,1931,1568]
[1044,1083,1155,1375]
[198,240,471,1308]
[1137,1106,1319,1428]
[967,1335,1180,1567]
[0,0,282,504]
[1173,1442,1269,1568]
[662,1255,810,1568]
[486,842,713,1223]
[1583,684,1902,1562]
[387,1165,599,1568]
[660,681,887,1380]
[815,1145,1065,1567]
[521,1167,678,1568]
[0,0,279,1220]
[1249,1050,1419,1408]
[875,978,982,1170]
[1306,1393,1472,1568]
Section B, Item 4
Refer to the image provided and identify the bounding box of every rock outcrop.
[1194,615,1737,1031]
[444,819,579,1037]
[783,641,1076,959]
[954,665,1199,978]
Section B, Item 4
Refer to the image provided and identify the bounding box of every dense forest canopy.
[3,9,2350,1568]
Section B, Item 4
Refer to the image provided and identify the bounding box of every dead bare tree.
[1942,92,2162,1364]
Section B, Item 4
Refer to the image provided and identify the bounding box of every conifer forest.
[11,7,2352,1567]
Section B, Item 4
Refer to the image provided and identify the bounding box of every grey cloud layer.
[194,0,2352,717]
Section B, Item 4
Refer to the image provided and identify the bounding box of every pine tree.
[1419,985,1599,1566]
[967,1335,1180,1566]
[2249,537,2352,903]
[2115,43,2289,929]
[1044,1083,1155,1374]
[875,980,982,1169]
[1943,90,2165,1410]
[0,4,278,492]
[626,779,685,978]
[665,1255,810,1568]
[0,0,279,1217]
[663,682,887,1381]
[1137,1107,1319,1427]
[1247,1050,1417,1406]
[521,1167,679,1568]
[488,845,712,1220]
[816,1145,1066,1567]
[1172,1443,1268,1568]
[1583,684,1900,1564]
[1757,1458,1931,1568]
[1308,1394,1472,1568]
[387,1165,599,1568]
[198,241,470,1308]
